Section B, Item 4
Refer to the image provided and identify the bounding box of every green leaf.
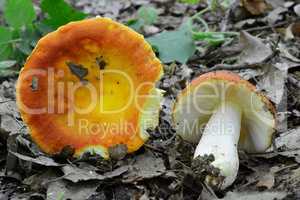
[147,20,196,63]
[16,26,40,55]
[0,69,19,77]
[4,0,36,29]
[127,6,158,32]
[0,60,17,69]
[17,41,32,55]
[126,19,144,32]
[35,22,53,35]
[137,6,158,25]
[0,60,18,77]
[41,0,87,29]
[0,26,13,60]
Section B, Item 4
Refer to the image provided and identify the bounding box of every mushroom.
[16,18,163,158]
[173,71,276,189]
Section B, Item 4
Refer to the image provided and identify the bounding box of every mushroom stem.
[194,101,242,189]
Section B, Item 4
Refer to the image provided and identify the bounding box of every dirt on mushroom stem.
[192,154,226,190]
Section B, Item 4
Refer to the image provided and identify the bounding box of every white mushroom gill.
[194,101,241,189]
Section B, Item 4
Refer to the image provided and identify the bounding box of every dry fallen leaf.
[274,127,300,163]
[287,167,300,186]
[294,4,300,17]
[23,169,58,191]
[123,150,166,182]
[278,42,300,63]
[62,165,128,183]
[257,65,287,105]
[275,127,300,150]
[267,7,287,25]
[47,180,98,200]
[265,0,285,8]
[223,191,287,200]
[240,0,269,15]
[9,151,62,167]
[238,31,273,65]
[256,173,275,189]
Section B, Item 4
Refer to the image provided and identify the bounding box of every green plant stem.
[190,7,239,41]
[193,31,239,38]
[190,7,239,39]
[190,7,210,32]
[191,7,210,20]
[192,17,209,32]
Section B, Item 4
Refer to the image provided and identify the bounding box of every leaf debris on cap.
[66,61,89,82]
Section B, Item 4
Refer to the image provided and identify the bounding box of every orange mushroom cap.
[16,18,163,158]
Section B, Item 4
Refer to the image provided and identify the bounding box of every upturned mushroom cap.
[16,18,163,158]
[173,71,276,153]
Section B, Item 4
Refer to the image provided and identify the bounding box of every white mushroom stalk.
[174,71,276,190]
[194,101,242,189]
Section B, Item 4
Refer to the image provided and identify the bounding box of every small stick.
[203,63,260,72]
[243,21,289,32]
[0,99,14,103]
[288,75,300,88]
[144,144,165,154]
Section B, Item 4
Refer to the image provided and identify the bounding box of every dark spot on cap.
[96,56,107,70]
[30,76,38,91]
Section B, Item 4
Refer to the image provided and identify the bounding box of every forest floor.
[0,0,300,199]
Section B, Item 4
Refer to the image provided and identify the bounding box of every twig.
[273,163,299,174]
[0,99,14,103]
[220,9,231,32]
[243,21,290,32]
[250,148,300,158]
[43,174,69,184]
[203,63,260,72]
[200,182,218,199]
[144,144,166,154]
[288,75,300,88]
